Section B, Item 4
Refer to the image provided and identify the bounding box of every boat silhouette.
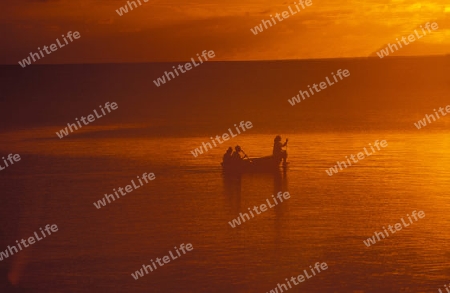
[221,153,288,173]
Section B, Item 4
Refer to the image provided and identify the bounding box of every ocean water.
[1,57,450,292]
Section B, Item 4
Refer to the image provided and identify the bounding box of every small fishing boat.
[221,155,287,173]
[222,137,289,173]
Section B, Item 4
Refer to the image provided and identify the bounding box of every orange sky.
[1,0,449,63]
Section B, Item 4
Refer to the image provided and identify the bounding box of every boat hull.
[222,155,286,173]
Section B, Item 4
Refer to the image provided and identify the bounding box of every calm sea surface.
[0,58,450,292]
[1,130,450,292]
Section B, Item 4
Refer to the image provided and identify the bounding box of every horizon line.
[2,54,449,66]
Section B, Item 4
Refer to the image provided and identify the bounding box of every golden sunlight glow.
[0,0,449,63]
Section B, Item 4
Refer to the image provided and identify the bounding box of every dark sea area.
[0,56,450,292]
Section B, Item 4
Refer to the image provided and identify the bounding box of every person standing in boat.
[273,135,288,163]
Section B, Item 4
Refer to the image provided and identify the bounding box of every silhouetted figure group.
[222,136,288,166]
[223,146,246,166]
